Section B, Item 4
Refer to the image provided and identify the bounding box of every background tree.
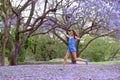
[0,0,2,65]
[40,0,120,63]
[0,0,63,65]
[0,0,10,66]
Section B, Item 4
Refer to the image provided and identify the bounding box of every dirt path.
[0,64,120,80]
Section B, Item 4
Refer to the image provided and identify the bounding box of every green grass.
[48,58,120,65]
[90,61,120,65]
[5,57,9,65]
[5,58,120,65]
[47,58,120,65]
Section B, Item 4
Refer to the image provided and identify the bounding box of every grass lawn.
[48,58,120,65]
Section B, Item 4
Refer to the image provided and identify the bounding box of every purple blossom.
[0,64,120,80]
[34,0,38,3]
[43,19,55,27]
[11,17,17,25]
[43,17,57,26]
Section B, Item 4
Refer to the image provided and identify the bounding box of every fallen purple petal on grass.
[0,64,120,80]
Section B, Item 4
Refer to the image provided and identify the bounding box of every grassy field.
[3,58,120,65]
[20,58,120,65]
[48,58,120,64]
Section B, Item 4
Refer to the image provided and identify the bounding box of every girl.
[61,30,88,69]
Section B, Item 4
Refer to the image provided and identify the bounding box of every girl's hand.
[65,34,69,38]
[63,32,69,38]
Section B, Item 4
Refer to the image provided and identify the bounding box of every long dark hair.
[70,30,77,39]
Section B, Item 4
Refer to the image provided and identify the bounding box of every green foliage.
[0,17,1,21]
[18,38,33,63]
[5,49,10,57]
[24,38,32,49]
[0,0,3,21]
[25,34,120,62]
[27,35,67,61]
[35,35,66,61]
[0,28,33,63]
[0,0,2,12]
[18,48,26,63]
[10,29,24,42]
[80,35,120,62]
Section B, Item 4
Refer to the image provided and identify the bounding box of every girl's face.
[70,30,74,36]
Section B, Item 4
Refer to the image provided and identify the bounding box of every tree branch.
[107,47,120,60]
[24,1,35,30]
[2,0,7,16]
[52,30,68,45]
[43,0,48,13]
[28,1,62,36]
[31,25,58,36]
[79,30,117,54]
[18,0,31,13]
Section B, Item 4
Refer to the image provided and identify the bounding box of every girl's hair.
[70,30,77,38]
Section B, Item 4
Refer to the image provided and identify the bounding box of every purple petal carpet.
[0,64,120,80]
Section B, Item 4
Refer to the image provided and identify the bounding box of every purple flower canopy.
[42,17,57,27]
[59,0,120,37]
[8,0,120,39]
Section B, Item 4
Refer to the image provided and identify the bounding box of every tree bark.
[1,34,8,66]
[1,0,12,66]
[10,44,21,65]
[10,51,17,65]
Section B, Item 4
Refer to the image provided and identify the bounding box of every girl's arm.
[65,34,69,38]
[63,32,69,38]
[75,36,80,40]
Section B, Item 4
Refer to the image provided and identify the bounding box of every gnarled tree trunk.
[1,33,8,66]
[10,46,19,65]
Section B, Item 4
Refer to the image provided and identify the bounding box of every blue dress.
[68,37,76,53]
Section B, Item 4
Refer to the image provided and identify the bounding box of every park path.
[0,64,120,80]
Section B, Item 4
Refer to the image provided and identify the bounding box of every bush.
[80,35,120,62]
[18,48,26,63]
[27,35,67,61]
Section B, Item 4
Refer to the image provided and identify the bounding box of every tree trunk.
[10,52,17,65]
[9,42,21,65]
[1,35,8,66]
[1,22,9,66]
[10,47,19,65]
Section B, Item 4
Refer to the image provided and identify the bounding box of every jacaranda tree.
[0,0,63,65]
[40,0,120,63]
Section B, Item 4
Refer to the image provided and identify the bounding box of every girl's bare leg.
[62,52,70,69]
[72,52,86,62]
